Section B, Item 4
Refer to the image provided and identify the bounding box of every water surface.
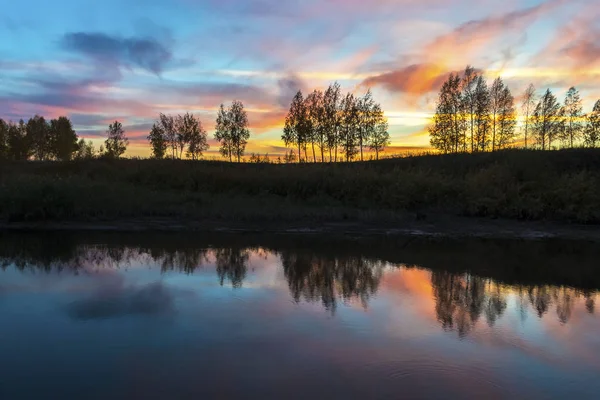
[1,233,599,399]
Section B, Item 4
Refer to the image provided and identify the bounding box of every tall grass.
[1,148,599,224]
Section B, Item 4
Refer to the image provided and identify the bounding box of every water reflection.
[1,232,598,337]
[429,270,596,337]
[281,251,384,312]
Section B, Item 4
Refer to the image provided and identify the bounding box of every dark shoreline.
[2,216,600,242]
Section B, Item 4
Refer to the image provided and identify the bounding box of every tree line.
[146,100,251,162]
[0,115,130,161]
[283,83,390,162]
[429,65,600,153]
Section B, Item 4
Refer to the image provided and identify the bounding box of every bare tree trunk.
[360,136,363,161]
[311,142,316,163]
[492,112,497,152]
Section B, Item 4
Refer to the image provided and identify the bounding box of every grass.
[1,148,599,224]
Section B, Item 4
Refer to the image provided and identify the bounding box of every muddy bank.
[2,215,599,242]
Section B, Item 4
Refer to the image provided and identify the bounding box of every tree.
[282,91,309,163]
[584,100,600,148]
[489,77,509,151]
[357,89,376,161]
[148,123,168,159]
[215,104,233,162]
[215,101,250,162]
[74,138,96,160]
[7,120,29,161]
[429,73,463,153]
[461,65,478,152]
[521,84,536,149]
[158,113,177,159]
[563,87,583,148]
[175,112,198,159]
[324,82,342,162]
[229,101,250,162]
[496,86,516,150]
[305,90,326,162]
[104,121,128,159]
[49,116,78,161]
[340,93,359,161]
[186,116,209,160]
[0,119,8,160]
[473,76,491,152]
[26,115,51,160]
[368,104,390,160]
[532,89,562,150]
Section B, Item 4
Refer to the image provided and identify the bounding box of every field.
[1,148,599,226]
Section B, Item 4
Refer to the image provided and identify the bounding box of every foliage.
[148,123,168,159]
[584,100,600,148]
[50,116,78,161]
[215,101,250,162]
[563,87,583,148]
[104,121,129,159]
[532,89,562,150]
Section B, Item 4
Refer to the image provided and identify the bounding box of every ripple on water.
[360,357,513,396]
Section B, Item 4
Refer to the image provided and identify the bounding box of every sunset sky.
[1,0,599,157]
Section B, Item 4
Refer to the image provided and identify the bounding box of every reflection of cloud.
[66,282,174,320]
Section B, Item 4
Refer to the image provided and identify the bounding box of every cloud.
[62,32,173,74]
[361,1,565,99]
[363,64,453,96]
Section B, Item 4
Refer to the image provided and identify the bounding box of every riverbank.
[1,148,599,231]
[3,215,600,242]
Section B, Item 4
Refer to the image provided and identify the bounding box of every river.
[1,232,599,399]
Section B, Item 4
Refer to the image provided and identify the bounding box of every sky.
[1,0,599,157]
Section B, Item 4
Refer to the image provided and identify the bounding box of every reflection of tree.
[281,252,383,313]
[431,272,490,337]
[215,248,250,288]
[152,248,208,274]
[432,270,598,337]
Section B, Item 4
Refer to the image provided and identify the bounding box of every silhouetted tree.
[305,89,326,162]
[461,66,478,152]
[473,76,491,152]
[74,138,96,160]
[563,87,583,148]
[104,121,128,159]
[496,84,516,150]
[283,90,309,162]
[7,120,29,161]
[584,100,600,148]
[489,78,515,150]
[158,113,177,159]
[356,89,375,161]
[0,119,8,160]
[324,82,342,162]
[26,115,51,160]
[368,104,390,160]
[148,123,167,159]
[340,93,359,161]
[215,101,250,162]
[49,116,78,161]
[532,89,561,150]
[521,84,536,149]
[186,115,209,160]
[430,73,463,153]
[175,112,194,159]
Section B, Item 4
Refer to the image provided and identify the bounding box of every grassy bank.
[1,148,599,224]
